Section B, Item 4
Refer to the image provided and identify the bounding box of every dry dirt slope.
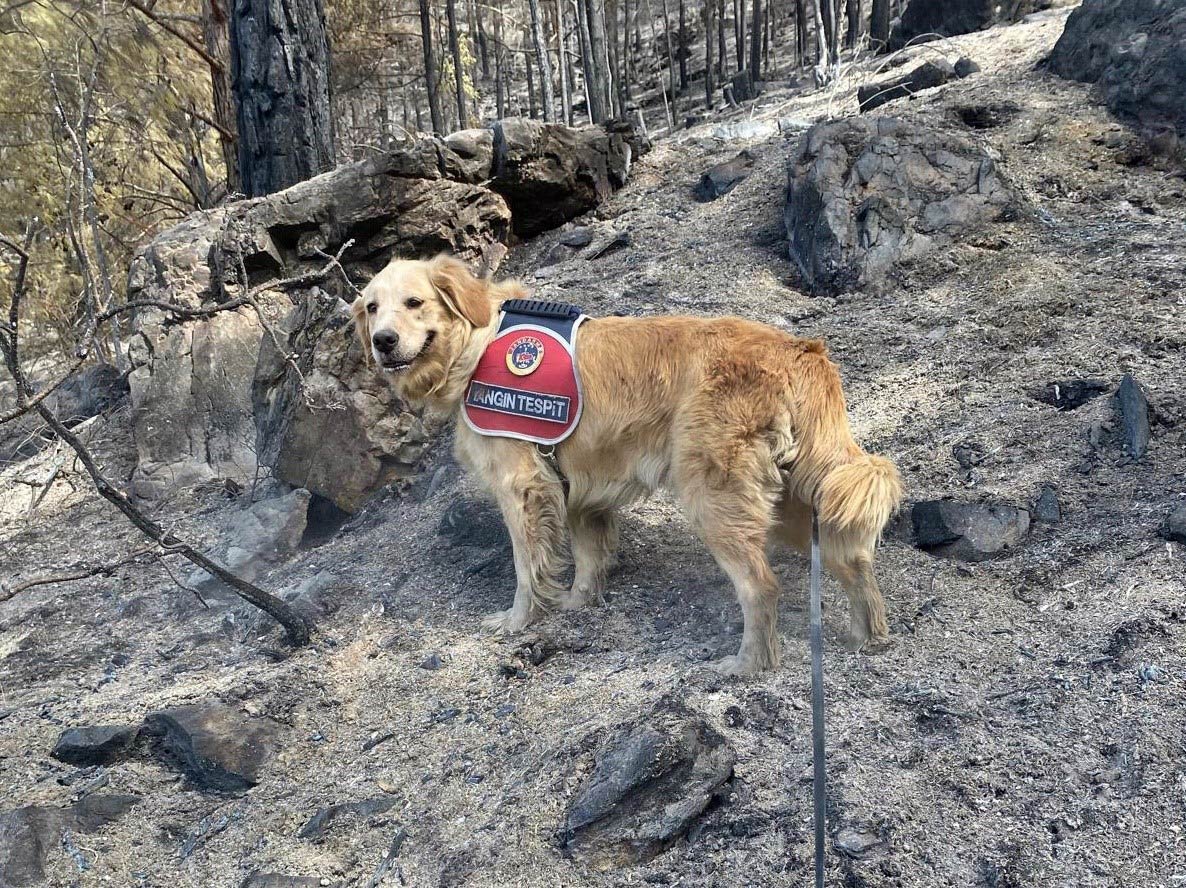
[3,7,1186,888]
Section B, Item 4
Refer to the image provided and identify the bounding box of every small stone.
[432,707,461,724]
[1033,486,1061,524]
[494,704,516,719]
[913,500,1030,561]
[834,826,882,858]
[693,150,757,202]
[1138,663,1168,684]
[560,226,594,248]
[1162,504,1186,544]
[1029,379,1109,411]
[1113,374,1151,459]
[419,653,445,671]
[954,56,980,78]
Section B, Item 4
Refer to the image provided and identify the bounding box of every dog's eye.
[366,302,377,315]
[406,297,423,309]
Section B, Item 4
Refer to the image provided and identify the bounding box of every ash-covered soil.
[3,9,1186,887]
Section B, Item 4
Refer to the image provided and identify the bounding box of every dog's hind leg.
[561,508,618,610]
[679,462,783,676]
[774,496,888,650]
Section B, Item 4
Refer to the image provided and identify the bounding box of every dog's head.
[351,255,495,397]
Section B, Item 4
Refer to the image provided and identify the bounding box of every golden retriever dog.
[353,254,901,675]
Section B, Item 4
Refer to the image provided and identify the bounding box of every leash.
[810,510,826,888]
[536,443,570,500]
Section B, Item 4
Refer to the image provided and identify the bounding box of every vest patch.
[463,303,586,446]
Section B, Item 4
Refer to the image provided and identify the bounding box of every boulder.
[0,795,138,887]
[1113,373,1151,459]
[187,487,311,593]
[143,704,282,794]
[954,56,981,78]
[693,150,757,201]
[784,117,1020,294]
[252,293,428,513]
[1048,0,1186,140]
[858,60,956,113]
[46,363,129,427]
[51,725,140,767]
[243,876,326,888]
[440,129,495,183]
[912,500,1030,561]
[490,119,642,237]
[888,0,996,50]
[559,697,735,870]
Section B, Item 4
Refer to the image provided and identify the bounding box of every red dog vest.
[463,300,588,446]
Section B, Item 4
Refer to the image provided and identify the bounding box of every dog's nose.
[372,330,398,353]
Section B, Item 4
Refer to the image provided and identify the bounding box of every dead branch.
[0,234,312,645]
[125,0,224,73]
[0,547,156,603]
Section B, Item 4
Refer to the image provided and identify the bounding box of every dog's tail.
[815,451,902,543]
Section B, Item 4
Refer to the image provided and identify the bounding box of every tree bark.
[846,0,860,46]
[418,0,446,133]
[716,0,726,74]
[749,0,761,81]
[230,0,334,197]
[528,0,555,120]
[586,0,614,121]
[678,0,688,90]
[201,0,239,193]
[704,0,714,107]
[447,0,468,128]
[555,0,573,123]
[869,0,889,49]
[795,0,807,65]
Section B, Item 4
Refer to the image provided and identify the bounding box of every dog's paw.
[481,609,530,634]
[708,654,764,677]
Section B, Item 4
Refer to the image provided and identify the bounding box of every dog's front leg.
[479,450,569,634]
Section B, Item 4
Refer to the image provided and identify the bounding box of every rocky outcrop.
[784,117,1020,294]
[1048,0,1186,141]
[0,795,138,886]
[143,704,282,794]
[127,118,644,508]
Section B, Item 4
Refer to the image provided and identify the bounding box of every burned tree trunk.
[230,0,335,197]
[447,0,469,128]
[749,0,761,81]
[201,0,239,193]
[419,0,446,133]
[528,0,555,120]
[869,0,890,49]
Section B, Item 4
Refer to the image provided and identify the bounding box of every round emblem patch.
[506,335,545,376]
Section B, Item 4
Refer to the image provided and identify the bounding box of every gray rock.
[297,797,396,841]
[1113,374,1151,459]
[187,488,311,593]
[143,704,282,794]
[1033,486,1061,524]
[857,60,956,113]
[834,826,882,858]
[711,119,776,141]
[559,697,735,869]
[1162,504,1186,544]
[785,117,1020,294]
[913,500,1031,561]
[694,150,757,201]
[1048,0,1186,140]
[252,292,428,513]
[560,226,595,248]
[440,128,495,182]
[51,725,140,767]
[954,56,981,78]
[889,0,996,50]
[46,363,129,427]
[0,795,138,887]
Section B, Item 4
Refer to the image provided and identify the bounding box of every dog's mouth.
[379,331,435,373]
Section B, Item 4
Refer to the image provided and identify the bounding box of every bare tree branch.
[1,547,157,603]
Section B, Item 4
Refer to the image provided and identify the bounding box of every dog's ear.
[429,255,493,328]
[350,295,372,365]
